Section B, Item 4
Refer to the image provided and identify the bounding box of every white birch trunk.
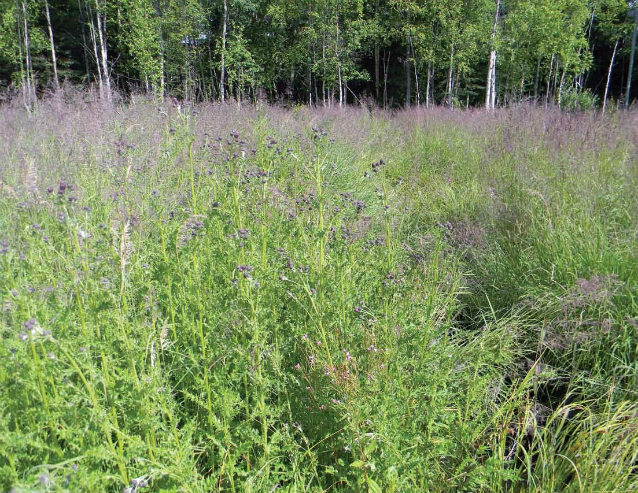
[21,0,35,106]
[414,60,420,107]
[220,0,227,103]
[44,0,59,90]
[602,39,619,114]
[425,61,431,109]
[17,24,29,111]
[486,0,500,110]
[336,21,343,108]
[558,67,566,108]
[94,0,110,100]
[545,55,554,107]
[447,45,454,108]
[88,13,103,98]
[405,38,411,107]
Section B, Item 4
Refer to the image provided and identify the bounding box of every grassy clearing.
[1,96,637,492]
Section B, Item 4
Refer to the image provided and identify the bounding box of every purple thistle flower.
[39,474,50,488]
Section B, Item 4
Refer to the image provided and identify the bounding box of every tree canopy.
[0,0,637,107]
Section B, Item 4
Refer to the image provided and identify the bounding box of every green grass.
[0,100,637,492]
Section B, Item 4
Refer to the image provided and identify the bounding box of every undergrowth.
[1,96,637,492]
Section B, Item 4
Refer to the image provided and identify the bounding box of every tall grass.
[1,96,637,492]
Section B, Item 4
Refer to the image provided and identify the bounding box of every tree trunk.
[486,0,500,110]
[322,31,326,106]
[414,58,420,107]
[44,0,59,90]
[447,45,454,108]
[87,5,103,98]
[77,0,91,82]
[556,65,567,108]
[21,0,35,106]
[313,43,319,105]
[94,0,111,100]
[557,66,566,108]
[374,0,379,102]
[338,64,343,107]
[626,9,638,108]
[405,38,411,107]
[534,57,540,102]
[425,61,431,109]
[336,20,343,108]
[220,0,228,103]
[16,17,29,111]
[603,39,619,114]
[545,55,554,107]
[383,49,390,109]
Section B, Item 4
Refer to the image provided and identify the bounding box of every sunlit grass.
[0,97,637,492]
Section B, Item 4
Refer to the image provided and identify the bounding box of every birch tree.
[485,0,500,109]
[43,0,59,89]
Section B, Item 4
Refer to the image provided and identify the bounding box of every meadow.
[1,93,637,492]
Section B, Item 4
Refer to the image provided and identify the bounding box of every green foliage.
[1,0,637,106]
[561,86,600,110]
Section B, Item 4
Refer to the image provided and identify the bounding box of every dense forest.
[1,0,638,108]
